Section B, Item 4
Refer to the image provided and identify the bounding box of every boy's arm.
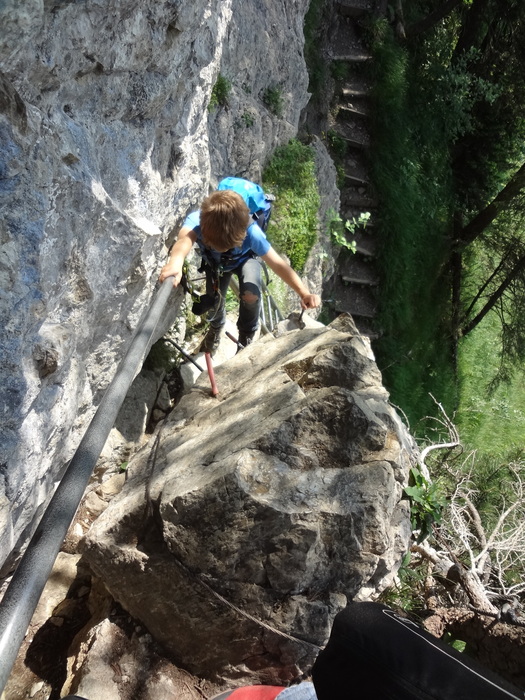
[159,226,197,286]
[261,247,321,309]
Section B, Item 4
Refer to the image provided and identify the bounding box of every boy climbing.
[159,181,321,354]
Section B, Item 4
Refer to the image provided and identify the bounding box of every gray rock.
[82,318,415,684]
[63,617,214,700]
[302,137,340,315]
[0,0,312,571]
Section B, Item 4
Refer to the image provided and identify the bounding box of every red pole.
[204,352,219,397]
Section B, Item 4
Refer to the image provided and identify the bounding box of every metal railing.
[228,276,284,336]
[0,278,175,695]
[261,279,284,332]
[0,274,286,696]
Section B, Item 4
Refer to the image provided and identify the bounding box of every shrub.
[262,139,320,272]
[241,111,255,127]
[209,74,231,110]
[263,86,284,117]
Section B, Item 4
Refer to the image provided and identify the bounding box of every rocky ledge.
[80,315,415,687]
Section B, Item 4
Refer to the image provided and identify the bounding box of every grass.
[262,139,320,273]
[456,308,525,457]
[367,23,457,429]
[362,18,525,616]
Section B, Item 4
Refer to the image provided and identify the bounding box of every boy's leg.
[201,270,231,354]
[236,257,262,346]
[206,269,231,329]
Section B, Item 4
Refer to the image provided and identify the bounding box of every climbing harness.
[181,261,220,317]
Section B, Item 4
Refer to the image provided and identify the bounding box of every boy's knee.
[241,290,259,305]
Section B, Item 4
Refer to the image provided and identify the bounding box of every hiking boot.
[200,326,222,355]
[237,329,255,351]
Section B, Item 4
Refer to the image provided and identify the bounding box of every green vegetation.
[329,211,371,254]
[404,466,447,542]
[330,61,350,82]
[357,1,525,628]
[209,74,231,110]
[326,129,347,160]
[368,22,457,427]
[304,0,329,102]
[241,111,255,128]
[380,553,427,613]
[144,337,179,373]
[326,128,349,190]
[262,138,320,272]
[262,86,284,117]
[456,310,525,457]
[368,2,525,440]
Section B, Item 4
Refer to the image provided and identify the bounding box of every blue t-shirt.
[184,210,271,272]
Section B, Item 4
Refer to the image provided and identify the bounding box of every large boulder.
[82,316,415,684]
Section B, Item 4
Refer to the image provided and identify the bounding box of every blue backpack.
[217,177,273,231]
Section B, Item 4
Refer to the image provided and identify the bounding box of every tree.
[450,0,525,208]
[451,0,494,61]
[460,251,525,337]
[405,0,464,39]
[455,162,525,250]
[375,0,525,399]
[433,0,525,375]
[453,193,525,380]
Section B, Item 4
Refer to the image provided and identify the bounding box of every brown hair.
[200,190,250,251]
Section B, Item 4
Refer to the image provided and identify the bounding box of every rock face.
[0,0,311,571]
[82,316,415,684]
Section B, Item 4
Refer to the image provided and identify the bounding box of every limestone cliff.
[0,0,311,572]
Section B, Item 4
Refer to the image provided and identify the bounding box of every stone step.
[332,52,373,63]
[336,0,376,18]
[353,230,377,257]
[339,256,379,286]
[341,149,369,172]
[341,191,378,208]
[341,75,373,96]
[341,85,371,98]
[331,23,370,61]
[331,118,370,147]
[344,172,369,187]
[341,273,378,286]
[332,281,377,318]
[338,104,368,120]
[342,207,375,222]
[340,135,370,150]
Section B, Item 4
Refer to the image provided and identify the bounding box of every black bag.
[312,602,523,700]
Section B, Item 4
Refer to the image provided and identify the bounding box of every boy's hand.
[301,293,321,309]
[159,226,196,286]
[159,261,183,286]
